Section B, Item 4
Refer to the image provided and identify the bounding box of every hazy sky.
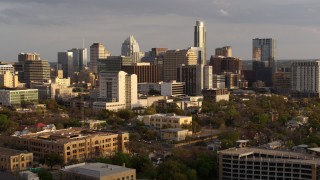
[0,0,319,62]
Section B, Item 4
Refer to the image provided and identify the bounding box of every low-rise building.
[0,89,38,106]
[218,147,320,180]
[161,81,185,97]
[9,128,129,164]
[61,162,136,180]
[0,147,33,172]
[202,88,229,103]
[141,113,192,129]
[160,128,192,141]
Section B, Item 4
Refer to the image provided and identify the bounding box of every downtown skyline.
[0,0,320,61]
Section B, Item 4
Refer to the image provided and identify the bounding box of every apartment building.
[10,128,129,163]
[141,113,192,129]
[61,162,136,180]
[0,89,38,106]
[0,147,33,172]
[218,147,320,180]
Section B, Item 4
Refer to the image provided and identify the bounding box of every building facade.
[177,64,204,96]
[90,43,111,74]
[0,89,38,106]
[10,128,129,164]
[23,59,50,87]
[0,147,33,172]
[122,63,162,83]
[160,81,185,96]
[252,38,276,67]
[58,51,74,78]
[209,56,242,75]
[215,46,232,57]
[142,113,192,129]
[202,88,230,102]
[68,48,87,73]
[194,20,206,64]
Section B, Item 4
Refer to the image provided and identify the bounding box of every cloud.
[218,9,229,16]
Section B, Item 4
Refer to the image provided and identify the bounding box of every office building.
[58,51,73,78]
[210,56,242,75]
[252,38,276,67]
[212,75,226,89]
[204,65,213,89]
[218,147,320,180]
[138,82,162,95]
[292,60,320,97]
[0,64,15,74]
[177,64,204,96]
[194,20,206,64]
[0,71,19,88]
[141,113,192,129]
[122,63,162,83]
[18,53,40,62]
[163,49,197,81]
[0,147,33,172]
[121,35,144,63]
[224,72,239,89]
[98,56,132,73]
[93,71,137,111]
[68,48,87,72]
[10,128,129,163]
[0,89,38,106]
[215,46,232,57]
[273,71,291,95]
[161,81,185,96]
[160,128,192,142]
[23,59,50,87]
[61,162,136,180]
[202,88,229,102]
[90,43,111,74]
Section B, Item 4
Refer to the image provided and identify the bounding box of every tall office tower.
[252,38,276,67]
[162,49,197,81]
[209,56,242,75]
[204,65,212,89]
[68,48,87,72]
[98,71,137,109]
[98,56,132,73]
[24,59,50,87]
[121,35,144,63]
[177,64,204,96]
[291,60,320,98]
[215,46,232,57]
[18,53,40,62]
[90,43,110,74]
[58,52,73,78]
[194,20,206,64]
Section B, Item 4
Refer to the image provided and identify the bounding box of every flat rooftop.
[62,163,135,178]
[220,147,320,165]
[0,147,31,156]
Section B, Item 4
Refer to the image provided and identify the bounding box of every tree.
[38,169,53,180]
[116,109,135,120]
[0,114,9,131]
[40,153,63,169]
[157,159,197,180]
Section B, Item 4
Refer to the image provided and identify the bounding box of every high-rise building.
[292,60,320,97]
[94,71,137,110]
[122,62,162,83]
[18,53,40,62]
[23,60,50,86]
[252,38,276,67]
[58,51,73,78]
[121,35,144,63]
[210,56,242,75]
[90,43,110,74]
[98,56,133,73]
[194,20,206,64]
[68,48,87,72]
[215,46,232,57]
[0,71,19,88]
[177,64,204,96]
[162,49,197,81]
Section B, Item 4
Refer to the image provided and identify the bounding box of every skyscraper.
[90,43,110,74]
[121,35,144,63]
[252,38,276,67]
[68,48,87,72]
[57,51,73,78]
[194,20,206,64]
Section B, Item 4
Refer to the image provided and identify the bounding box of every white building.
[93,71,138,111]
[0,89,38,106]
[194,20,206,64]
[161,81,185,96]
[212,74,226,89]
[292,60,320,97]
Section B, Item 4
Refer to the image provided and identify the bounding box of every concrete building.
[10,128,129,164]
[93,71,137,111]
[23,59,50,87]
[162,49,197,82]
[58,51,73,78]
[0,147,33,172]
[215,46,232,57]
[141,113,192,129]
[292,60,320,97]
[0,71,19,88]
[160,128,192,142]
[61,162,136,180]
[138,82,162,95]
[212,75,226,89]
[273,71,291,95]
[68,48,87,73]
[0,64,15,74]
[194,20,206,64]
[252,38,276,67]
[218,147,320,180]
[0,89,38,106]
[160,81,185,96]
[18,53,40,62]
[202,88,229,102]
[90,43,111,74]
[224,72,239,89]
[204,65,213,89]
[177,64,204,96]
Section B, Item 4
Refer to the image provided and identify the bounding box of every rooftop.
[161,128,189,132]
[0,147,31,156]
[62,163,135,178]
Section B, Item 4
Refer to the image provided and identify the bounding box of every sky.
[0,0,319,62]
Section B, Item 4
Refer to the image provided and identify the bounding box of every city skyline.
[0,0,319,62]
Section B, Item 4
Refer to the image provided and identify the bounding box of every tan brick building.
[10,128,129,163]
[142,113,192,129]
[0,147,33,172]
